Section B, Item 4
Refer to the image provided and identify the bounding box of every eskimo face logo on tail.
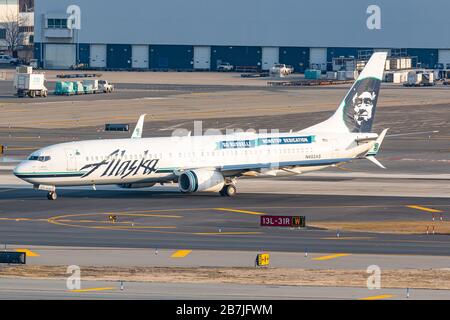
[343,77,381,133]
[352,91,376,125]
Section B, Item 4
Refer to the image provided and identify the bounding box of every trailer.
[82,79,99,94]
[14,67,48,98]
[267,79,354,87]
[404,71,435,87]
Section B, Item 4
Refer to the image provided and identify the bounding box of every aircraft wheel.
[47,192,57,201]
[220,184,237,197]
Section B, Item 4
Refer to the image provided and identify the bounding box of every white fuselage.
[13,130,376,187]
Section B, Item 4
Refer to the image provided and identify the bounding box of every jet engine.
[178,169,225,193]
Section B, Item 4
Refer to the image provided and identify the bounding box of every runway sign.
[0,251,26,264]
[256,253,270,267]
[260,216,306,228]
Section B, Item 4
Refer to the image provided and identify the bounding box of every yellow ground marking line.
[214,208,266,215]
[359,294,395,300]
[15,249,40,257]
[335,164,353,172]
[171,250,192,258]
[68,287,115,293]
[48,212,182,221]
[0,218,48,222]
[407,205,443,213]
[312,253,351,261]
[115,213,182,218]
[193,232,263,235]
[321,237,374,240]
[3,147,37,151]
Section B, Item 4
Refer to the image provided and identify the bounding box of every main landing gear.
[47,191,57,201]
[219,184,237,197]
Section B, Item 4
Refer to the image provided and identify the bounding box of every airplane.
[14,52,389,201]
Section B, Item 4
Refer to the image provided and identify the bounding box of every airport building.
[34,0,450,71]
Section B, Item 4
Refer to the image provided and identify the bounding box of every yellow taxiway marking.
[193,232,263,236]
[312,253,351,261]
[407,205,443,213]
[3,147,37,151]
[68,287,115,293]
[359,294,395,300]
[15,249,40,257]
[171,250,192,258]
[214,208,265,215]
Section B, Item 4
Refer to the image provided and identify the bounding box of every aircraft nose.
[13,161,29,177]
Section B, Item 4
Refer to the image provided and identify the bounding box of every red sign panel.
[260,216,293,227]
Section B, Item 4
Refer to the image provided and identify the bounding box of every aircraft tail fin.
[305,52,387,134]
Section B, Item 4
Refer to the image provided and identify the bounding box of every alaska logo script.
[80,149,159,179]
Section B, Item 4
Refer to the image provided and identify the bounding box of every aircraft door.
[65,149,78,171]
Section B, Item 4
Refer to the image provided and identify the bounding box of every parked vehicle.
[14,67,48,98]
[99,80,114,93]
[270,64,294,76]
[217,62,234,71]
[82,79,99,94]
[404,71,435,87]
[0,55,19,65]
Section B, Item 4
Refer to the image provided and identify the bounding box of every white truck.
[217,62,234,71]
[99,80,114,93]
[270,64,294,77]
[0,55,18,65]
[14,67,48,98]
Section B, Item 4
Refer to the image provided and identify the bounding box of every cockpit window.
[28,155,51,162]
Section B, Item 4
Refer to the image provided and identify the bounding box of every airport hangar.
[34,0,450,72]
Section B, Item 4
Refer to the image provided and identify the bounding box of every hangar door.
[90,44,107,68]
[439,50,450,67]
[262,47,279,71]
[44,44,76,69]
[132,45,149,69]
[193,46,211,70]
[310,48,327,71]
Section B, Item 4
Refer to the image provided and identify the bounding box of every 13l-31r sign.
[260,216,305,228]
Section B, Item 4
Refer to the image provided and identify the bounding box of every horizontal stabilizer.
[366,155,386,169]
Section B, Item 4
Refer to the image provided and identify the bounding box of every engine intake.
[179,169,225,193]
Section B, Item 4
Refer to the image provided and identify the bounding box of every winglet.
[131,114,146,139]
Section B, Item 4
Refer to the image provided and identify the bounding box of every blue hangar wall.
[34,0,450,70]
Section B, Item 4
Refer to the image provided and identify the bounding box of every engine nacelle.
[178,169,225,193]
[117,183,156,189]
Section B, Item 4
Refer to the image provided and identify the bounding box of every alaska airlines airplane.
[14,53,388,200]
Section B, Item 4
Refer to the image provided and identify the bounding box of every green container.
[55,81,74,95]
[305,69,321,80]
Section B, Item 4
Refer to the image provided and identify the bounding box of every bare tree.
[1,10,28,54]
[19,0,34,13]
